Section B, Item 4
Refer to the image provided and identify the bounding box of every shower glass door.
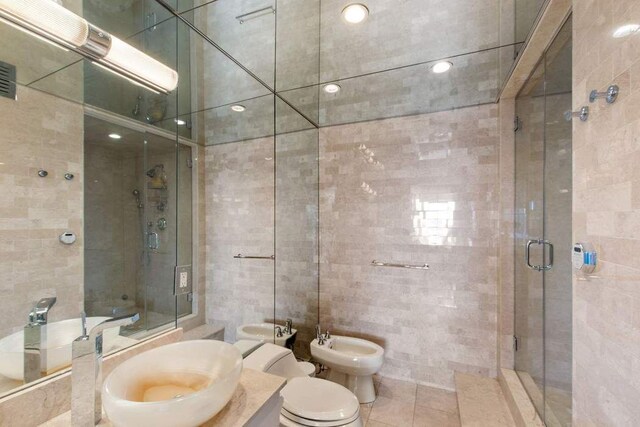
[141,132,179,332]
[514,18,572,426]
[541,18,573,426]
[514,56,545,418]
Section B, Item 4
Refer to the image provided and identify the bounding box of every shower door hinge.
[514,116,521,133]
[513,336,519,352]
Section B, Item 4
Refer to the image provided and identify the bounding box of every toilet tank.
[241,343,306,379]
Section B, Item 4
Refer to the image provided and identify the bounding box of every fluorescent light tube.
[102,36,178,94]
[0,0,178,93]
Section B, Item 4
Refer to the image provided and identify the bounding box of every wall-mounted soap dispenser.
[573,242,597,274]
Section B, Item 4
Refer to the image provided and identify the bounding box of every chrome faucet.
[315,324,326,345]
[71,312,139,426]
[283,318,293,335]
[24,297,57,382]
[275,326,283,338]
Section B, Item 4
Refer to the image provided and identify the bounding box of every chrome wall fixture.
[589,84,619,104]
[525,239,554,271]
[0,0,178,93]
[371,260,430,270]
[564,106,589,122]
[235,6,276,24]
[233,254,275,260]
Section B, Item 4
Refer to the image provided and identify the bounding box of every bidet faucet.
[315,325,326,345]
[71,312,139,426]
[284,318,293,334]
[275,326,284,338]
[24,297,57,382]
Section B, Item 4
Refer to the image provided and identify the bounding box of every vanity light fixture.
[323,83,341,94]
[342,3,369,24]
[231,104,246,112]
[0,0,179,93]
[431,61,453,74]
[108,133,122,140]
[613,24,640,38]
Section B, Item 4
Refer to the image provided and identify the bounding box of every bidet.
[311,335,384,403]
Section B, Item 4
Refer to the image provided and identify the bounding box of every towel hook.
[589,85,619,104]
[564,106,589,122]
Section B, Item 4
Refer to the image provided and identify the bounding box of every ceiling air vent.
[0,61,16,100]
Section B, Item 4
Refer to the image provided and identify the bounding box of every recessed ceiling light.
[175,119,187,126]
[431,61,453,74]
[342,3,369,24]
[108,133,122,140]
[231,104,246,112]
[323,83,341,94]
[613,24,640,38]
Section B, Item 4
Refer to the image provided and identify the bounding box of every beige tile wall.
[0,86,84,339]
[205,137,276,342]
[275,129,319,359]
[205,131,320,356]
[572,0,640,424]
[205,105,501,388]
[319,104,500,389]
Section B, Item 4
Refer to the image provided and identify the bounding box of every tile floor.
[361,377,461,427]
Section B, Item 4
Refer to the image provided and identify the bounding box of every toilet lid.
[281,377,360,426]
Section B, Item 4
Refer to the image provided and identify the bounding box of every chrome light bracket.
[78,24,111,59]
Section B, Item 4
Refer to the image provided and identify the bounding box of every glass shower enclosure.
[83,114,194,335]
[514,18,573,426]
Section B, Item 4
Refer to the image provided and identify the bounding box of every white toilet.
[310,336,384,404]
[236,340,363,427]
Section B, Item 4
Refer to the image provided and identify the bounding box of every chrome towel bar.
[234,254,275,260]
[371,260,429,270]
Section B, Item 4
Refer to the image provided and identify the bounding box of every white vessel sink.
[0,317,118,381]
[236,323,296,347]
[103,340,242,427]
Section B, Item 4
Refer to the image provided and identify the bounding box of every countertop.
[40,368,286,427]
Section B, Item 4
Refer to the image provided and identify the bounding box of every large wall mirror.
[0,0,197,398]
[0,0,548,401]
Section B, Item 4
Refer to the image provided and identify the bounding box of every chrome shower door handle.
[525,239,553,271]
[525,239,540,271]
[541,240,554,271]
